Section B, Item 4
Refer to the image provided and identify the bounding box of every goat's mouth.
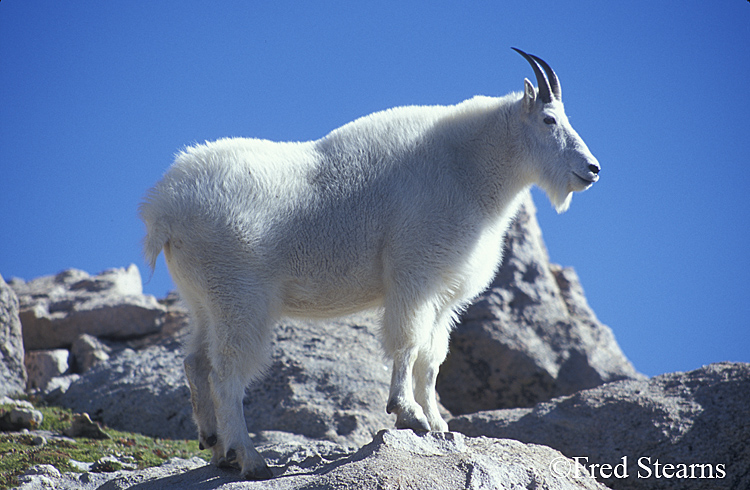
[573,173,598,190]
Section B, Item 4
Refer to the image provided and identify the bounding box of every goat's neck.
[448,98,532,222]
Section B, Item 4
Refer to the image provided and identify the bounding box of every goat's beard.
[552,191,572,214]
[542,182,573,214]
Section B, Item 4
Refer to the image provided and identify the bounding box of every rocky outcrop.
[12,265,167,350]
[437,196,643,414]
[450,362,750,490]
[241,313,397,446]
[16,429,610,490]
[0,274,26,397]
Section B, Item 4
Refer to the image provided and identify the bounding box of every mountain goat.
[139,48,600,480]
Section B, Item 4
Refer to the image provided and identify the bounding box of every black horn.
[511,47,554,104]
[529,53,561,100]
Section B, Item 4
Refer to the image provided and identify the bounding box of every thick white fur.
[139,79,599,479]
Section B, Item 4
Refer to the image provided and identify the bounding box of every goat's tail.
[142,223,169,273]
[138,197,170,274]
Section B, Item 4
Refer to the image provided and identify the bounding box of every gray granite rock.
[70,333,111,372]
[12,265,167,350]
[0,403,44,430]
[24,348,70,391]
[241,312,397,446]
[450,362,749,490]
[51,342,195,439]
[0,274,26,396]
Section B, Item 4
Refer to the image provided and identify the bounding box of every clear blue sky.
[2,1,748,378]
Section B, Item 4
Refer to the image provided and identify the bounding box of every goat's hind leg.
[184,344,224,463]
[181,304,226,462]
[209,368,271,479]
[207,299,274,480]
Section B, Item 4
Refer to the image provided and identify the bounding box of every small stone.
[22,463,60,478]
[91,455,123,472]
[68,459,93,472]
[63,412,110,439]
[0,406,44,430]
[91,454,136,472]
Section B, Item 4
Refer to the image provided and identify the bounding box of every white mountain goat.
[139,48,600,480]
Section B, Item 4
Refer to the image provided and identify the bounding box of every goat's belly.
[280,277,384,319]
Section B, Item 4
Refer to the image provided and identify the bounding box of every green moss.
[0,402,207,489]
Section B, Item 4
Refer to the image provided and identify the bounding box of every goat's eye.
[543,116,557,125]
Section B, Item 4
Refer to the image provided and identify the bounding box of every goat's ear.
[523,78,536,112]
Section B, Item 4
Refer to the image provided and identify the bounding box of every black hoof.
[395,417,431,432]
[386,398,398,414]
[199,433,217,450]
[225,448,238,464]
[244,463,274,480]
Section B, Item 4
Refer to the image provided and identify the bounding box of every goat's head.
[513,48,600,213]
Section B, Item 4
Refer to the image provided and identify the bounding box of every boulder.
[70,333,111,372]
[24,348,70,391]
[450,362,750,490]
[38,374,80,398]
[241,312,397,446]
[50,342,196,440]
[11,265,167,350]
[303,429,609,490]
[16,430,611,490]
[437,195,643,414]
[0,274,26,396]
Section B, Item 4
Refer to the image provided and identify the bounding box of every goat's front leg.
[413,350,449,432]
[386,347,431,431]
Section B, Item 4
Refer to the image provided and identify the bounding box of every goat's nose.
[588,163,600,175]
